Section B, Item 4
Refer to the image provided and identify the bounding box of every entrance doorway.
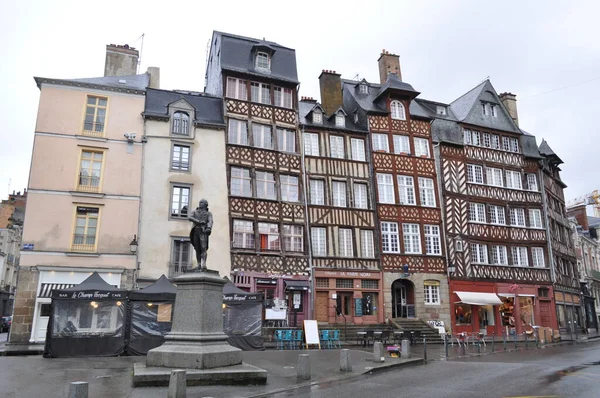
[315,292,329,322]
[336,292,353,318]
[392,279,415,318]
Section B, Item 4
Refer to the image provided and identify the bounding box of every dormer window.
[436,106,447,116]
[491,105,497,117]
[255,52,270,71]
[359,84,368,94]
[335,114,345,127]
[172,111,190,135]
[313,111,322,124]
[390,100,406,120]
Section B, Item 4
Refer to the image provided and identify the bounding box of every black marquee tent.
[127,275,177,355]
[44,272,127,358]
[223,280,264,350]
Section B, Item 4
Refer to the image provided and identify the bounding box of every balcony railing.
[71,234,96,252]
[82,122,105,137]
[591,270,600,280]
[169,261,191,278]
[77,175,101,193]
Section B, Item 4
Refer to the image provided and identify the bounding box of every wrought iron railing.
[591,270,600,280]
[71,234,96,252]
[82,122,105,137]
[77,175,101,193]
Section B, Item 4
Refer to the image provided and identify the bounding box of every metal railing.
[71,234,96,252]
[77,175,101,193]
[82,122,105,137]
[169,261,190,277]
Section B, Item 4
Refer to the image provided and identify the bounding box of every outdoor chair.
[365,330,374,346]
[274,330,285,350]
[373,330,383,342]
[330,329,341,348]
[283,329,294,350]
[320,329,332,349]
[356,330,367,347]
[292,329,303,350]
[380,330,391,345]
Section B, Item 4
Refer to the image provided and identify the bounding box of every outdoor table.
[356,331,367,347]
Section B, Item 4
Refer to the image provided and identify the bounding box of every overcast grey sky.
[1,0,598,208]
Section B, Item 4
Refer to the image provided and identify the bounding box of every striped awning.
[38,283,76,298]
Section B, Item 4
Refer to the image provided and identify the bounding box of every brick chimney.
[499,92,519,126]
[567,204,589,231]
[104,44,139,77]
[378,49,402,84]
[319,70,342,116]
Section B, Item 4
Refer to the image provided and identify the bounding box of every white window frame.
[529,209,543,229]
[505,170,522,189]
[226,77,248,101]
[381,222,400,253]
[283,224,303,252]
[252,123,273,149]
[486,167,504,187]
[402,223,422,254]
[310,179,325,205]
[280,175,299,202]
[503,136,511,151]
[424,284,440,305]
[255,51,270,70]
[171,144,190,171]
[511,246,529,266]
[255,171,276,200]
[330,135,345,159]
[274,86,293,109]
[424,225,441,255]
[488,205,506,225]
[277,128,296,153]
[360,230,375,258]
[170,185,190,219]
[359,83,369,94]
[482,133,491,148]
[464,130,472,145]
[527,173,538,191]
[312,111,322,124]
[418,177,436,207]
[467,164,484,184]
[353,182,368,209]
[338,228,353,257]
[509,208,526,227]
[472,131,481,146]
[491,134,500,149]
[393,135,411,154]
[372,133,390,152]
[377,173,395,204]
[250,81,271,105]
[303,132,320,156]
[469,203,486,223]
[332,181,347,207]
[532,247,545,268]
[491,245,508,265]
[350,138,366,161]
[397,175,416,205]
[509,137,519,153]
[471,243,489,264]
[228,119,248,145]
[311,227,326,256]
[414,137,430,157]
[232,220,255,249]
[230,167,252,197]
[390,100,406,120]
[258,222,280,251]
[335,114,345,127]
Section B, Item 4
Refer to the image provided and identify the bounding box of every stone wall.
[383,272,451,329]
[121,269,136,289]
[9,267,38,344]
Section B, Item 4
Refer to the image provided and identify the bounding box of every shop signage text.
[322,271,375,278]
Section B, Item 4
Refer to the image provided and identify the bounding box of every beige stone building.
[137,88,231,281]
[11,45,159,343]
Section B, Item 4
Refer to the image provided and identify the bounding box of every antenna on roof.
[136,33,145,74]
[353,74,360,81]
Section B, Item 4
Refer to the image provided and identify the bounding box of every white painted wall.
[138,118,231,279]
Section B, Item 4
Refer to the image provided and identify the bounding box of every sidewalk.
[0,349,423,398]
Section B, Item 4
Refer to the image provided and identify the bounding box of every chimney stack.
[499,92,519,126]
[319,70,342,116]
[378,49,402,84]
[146,67,160,89]
[567,204,589,231]
[104,44,139,77]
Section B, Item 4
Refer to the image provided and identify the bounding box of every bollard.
[297,354,311,380]
[444,335,449,359]
[503,332,507,351]
[168,370,186,398]
[423,337,427,362]
[477,342,481,354]
[574,321,579,341]
[514,332,518,349]
[461,341,466,356]
[535,331,539,349]
[340,349,352,372]
[491,333,495,352]
[524,332,528,348]
[401,339,411,358]
[68,382,88,398]
[373,341,385,362]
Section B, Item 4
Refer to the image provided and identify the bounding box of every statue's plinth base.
[133,268,267,387]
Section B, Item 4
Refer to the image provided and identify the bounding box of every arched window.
[172,111,189,135]
[390,100,406,120]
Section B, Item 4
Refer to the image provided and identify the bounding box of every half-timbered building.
[429,81,556,336]
[299,80,382,324]
[538,140,583,335]
[205,32,310,323]
[340,52,450,327]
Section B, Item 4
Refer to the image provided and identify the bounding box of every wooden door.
[316,292,329,322]
[539,300,552,327]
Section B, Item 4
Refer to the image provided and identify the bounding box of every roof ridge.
[214,30,295,51]
[449,79,489,105]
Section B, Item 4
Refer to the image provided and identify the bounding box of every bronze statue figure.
[188,199,213,270]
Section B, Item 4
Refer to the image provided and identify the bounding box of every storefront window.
[288,291,303,312]
[478,305,495,328]
[557,305,566,329]
[362,293,378,316]
[499,297,515,334]
[455,304,472,325]
[519,296,535,331]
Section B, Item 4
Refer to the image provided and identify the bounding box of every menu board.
[354,298,363,317]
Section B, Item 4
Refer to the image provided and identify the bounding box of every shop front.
[231,271,310,327]
[450,280,556,336]
[313,270,383,325]
[554,291,585,335]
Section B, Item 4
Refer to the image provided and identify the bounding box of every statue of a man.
[188,199,213,270]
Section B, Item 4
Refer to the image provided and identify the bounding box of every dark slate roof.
[449,80,520,134]
[61,272,121,292]
[214,31,298,84]
[299,100,367,133]
[130,275,176,301]
[34,73,149,94]
[374,73,419,99]
[144,88,224,127]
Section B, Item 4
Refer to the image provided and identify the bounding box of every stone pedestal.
[133,269,267,387]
